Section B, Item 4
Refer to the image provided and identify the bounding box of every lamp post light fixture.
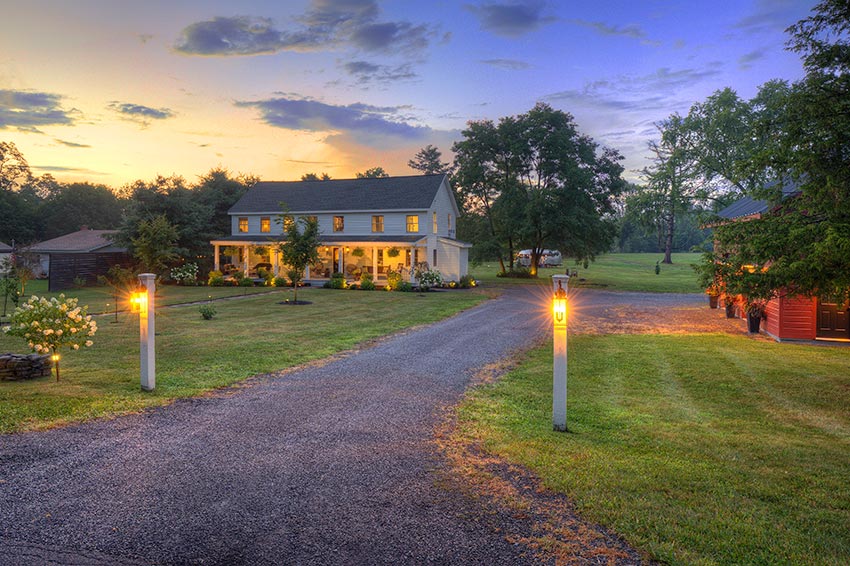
[552,274,569,432]
[135,273,156,391]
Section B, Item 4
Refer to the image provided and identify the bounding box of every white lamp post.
[552,274,569,432]
[132,273,156,391]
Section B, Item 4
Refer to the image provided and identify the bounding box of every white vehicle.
[516,249,562,267]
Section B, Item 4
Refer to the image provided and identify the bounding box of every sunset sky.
[1,0,815,188]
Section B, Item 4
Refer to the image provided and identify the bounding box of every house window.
[406,215,419,233]
[306,215,318,225]
[433,249,437,267]
[447,214,452,231]
[260,217,271,233]
[283,215,294,231]
[238,217,248,233]
[334,216,344,232]
[372,215,384,233]
[433,212,438,233]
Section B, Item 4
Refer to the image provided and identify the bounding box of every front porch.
[210,236,428,285]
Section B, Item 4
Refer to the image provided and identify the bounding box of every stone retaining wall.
[0,353,53,381]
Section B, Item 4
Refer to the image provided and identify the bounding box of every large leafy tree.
[408,145,453,175]
[706,0,850,301]
[453,103,625,275]
[131,214,179,274]
[640,115,699,264]
[114,169,255,268]
[41,183,125,238]
[300,172,331,181]
[355,167,389,178]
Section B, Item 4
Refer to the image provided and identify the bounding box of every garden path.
[0,288,713,565]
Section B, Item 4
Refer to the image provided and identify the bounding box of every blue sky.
[0,0,815,186]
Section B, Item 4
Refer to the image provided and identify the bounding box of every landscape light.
[552,274,570,432]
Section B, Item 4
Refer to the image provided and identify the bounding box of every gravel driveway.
[0,288,702,565]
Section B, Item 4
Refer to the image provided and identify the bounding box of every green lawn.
[455,334,850,565]
[0,287,486,433]
[470,253,703,293]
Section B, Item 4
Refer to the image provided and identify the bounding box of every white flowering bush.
[415,267,443,291]
[3,294,97,381]
[170,262,198,285]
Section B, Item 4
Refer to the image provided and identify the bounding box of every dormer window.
[334,216,344,232]
[261,217,271,233]
[238,217,248,233]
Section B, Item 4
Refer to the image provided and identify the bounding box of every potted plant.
[723,293,737,318]
[745,300,766,333]
[706,284,721,309]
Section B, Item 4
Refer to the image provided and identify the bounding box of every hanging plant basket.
[387,246,400,258]
[351,247,365,257]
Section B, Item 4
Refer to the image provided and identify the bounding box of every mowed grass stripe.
[455,334,850,565]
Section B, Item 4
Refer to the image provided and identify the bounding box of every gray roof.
[29,229,122,253]
[718,179,801,220]
[0,241,11,253]
[229,174,447,214]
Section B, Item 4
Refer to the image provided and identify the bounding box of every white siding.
[231,211,426,237]
[428,179,458,238]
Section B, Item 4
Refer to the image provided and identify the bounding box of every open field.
[0,287,487,433]
[455,334,850,565]
[470,252,703,293]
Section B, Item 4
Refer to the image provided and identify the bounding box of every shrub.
[385,268,403,291]
[273,276,288,288]
[72,276,87,289]
[238,276,255,287]
[496,267,533,278]
[324,272,347,289]
[398,282,413,292]
[3,294,97,381]
[359,272,376,290]
[459,274,476,288]
[415,267,442,291]
[171,263,199,285]
[198,304,217,320]
[208,270,225,286]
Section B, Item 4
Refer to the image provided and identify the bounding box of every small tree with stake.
[278,216,320,304]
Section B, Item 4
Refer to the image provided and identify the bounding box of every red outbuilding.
[716,183,848,342]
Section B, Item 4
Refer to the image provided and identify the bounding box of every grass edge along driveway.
[0,287,488,434]
[453,333,850,566]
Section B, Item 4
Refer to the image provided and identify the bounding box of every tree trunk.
[663,207,675,264]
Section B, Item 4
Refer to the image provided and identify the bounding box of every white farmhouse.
[211,174,471,284]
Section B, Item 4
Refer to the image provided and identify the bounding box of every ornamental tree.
[3,295,97,381]
[278,215,320,304]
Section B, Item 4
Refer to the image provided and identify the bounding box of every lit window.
[260,217,271,233]
[306,215,318,225]
[238,217,248,233]
[372,215,384,233]
[447,214,452,231]
[433,212,438,233]
[406,215,419,233]
[334,216,344,232]
[283,216,294,231]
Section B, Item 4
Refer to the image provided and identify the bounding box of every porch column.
[338,248,344,273]
[243,245,249,276]
[372,247,378,277]
[213,244,220,271]
[410,247,417,285]
[272,248,280,276]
